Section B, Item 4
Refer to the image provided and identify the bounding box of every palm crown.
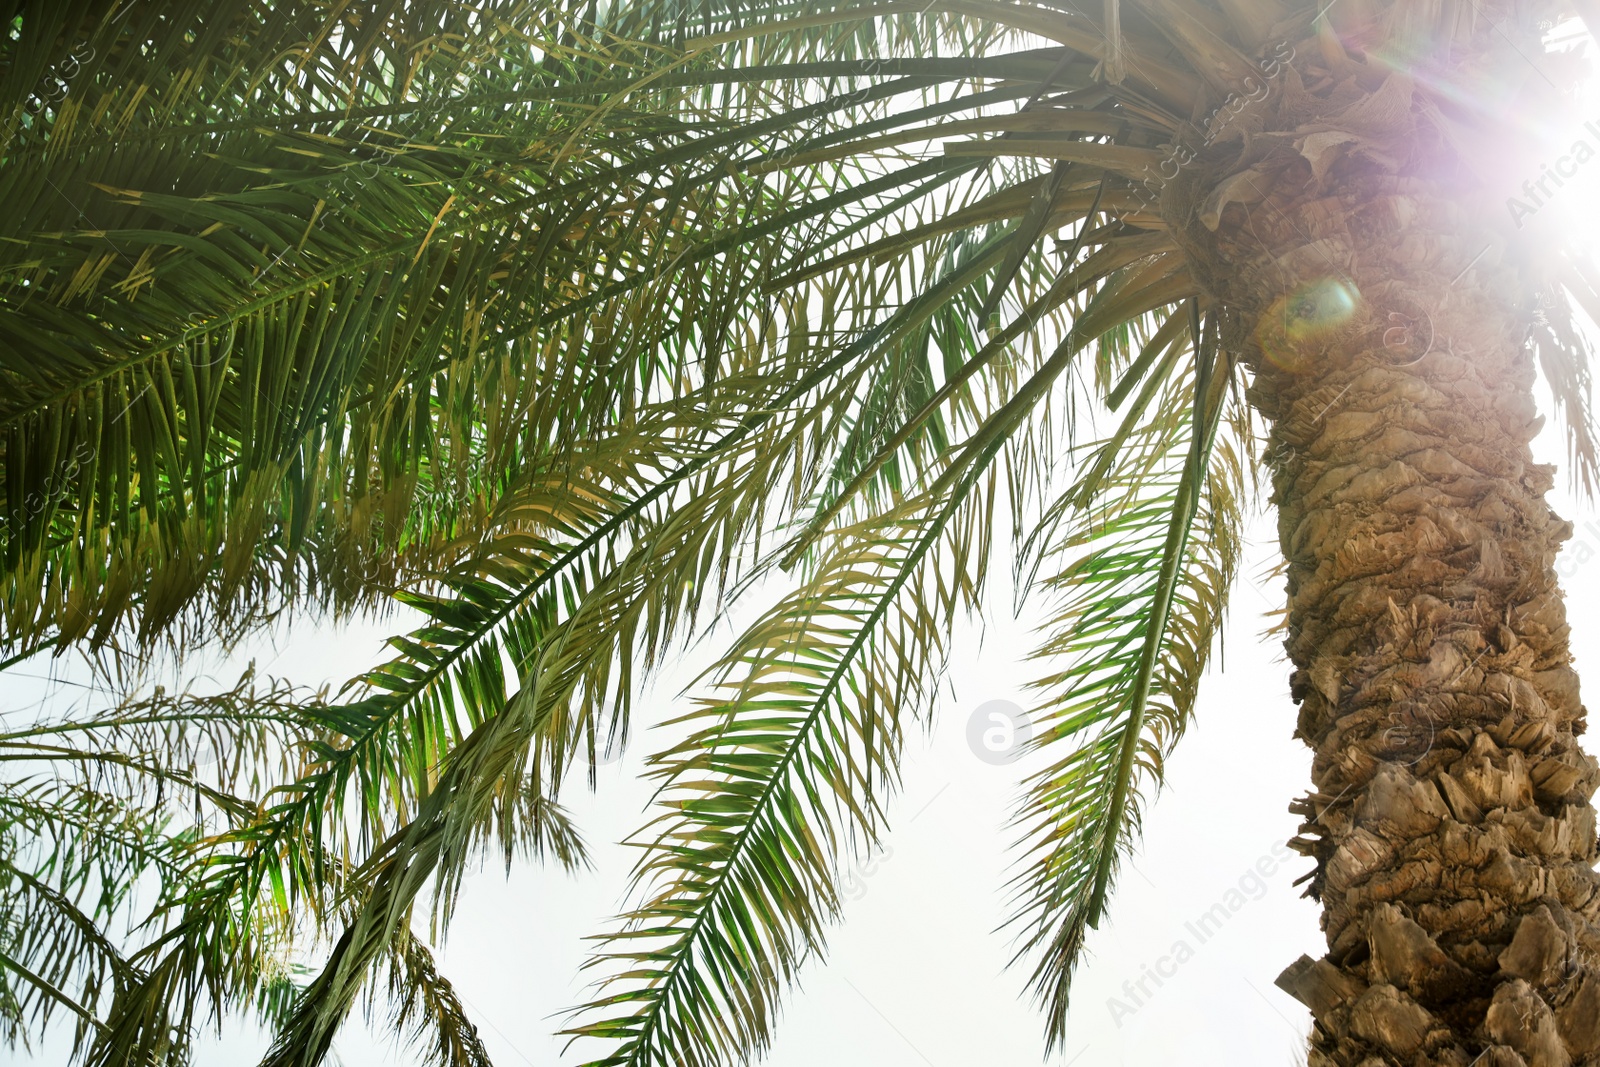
[3,1,1598,1065]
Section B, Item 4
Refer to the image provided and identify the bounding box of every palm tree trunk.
[1178,147,1600,1060]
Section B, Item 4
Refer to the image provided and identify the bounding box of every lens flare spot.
[1256,277,1360,372]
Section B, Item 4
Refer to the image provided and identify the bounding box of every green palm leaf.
[1006,307,1246,1046]
[567,481,993,1067]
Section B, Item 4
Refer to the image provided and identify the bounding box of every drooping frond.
[1007,310,1246,1047]
[1536,251,1600,496]
[378,932,495,1067]
[0,667,324,1057]
[567,477,996,1067]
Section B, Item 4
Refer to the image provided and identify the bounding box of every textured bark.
[1166,21,1600,1065]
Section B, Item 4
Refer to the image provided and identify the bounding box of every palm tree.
[6,0,1600,1065]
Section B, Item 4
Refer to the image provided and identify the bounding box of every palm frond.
[567,480,993,1067]
[1006,309,1245,1048]
[378,932,496,1067]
